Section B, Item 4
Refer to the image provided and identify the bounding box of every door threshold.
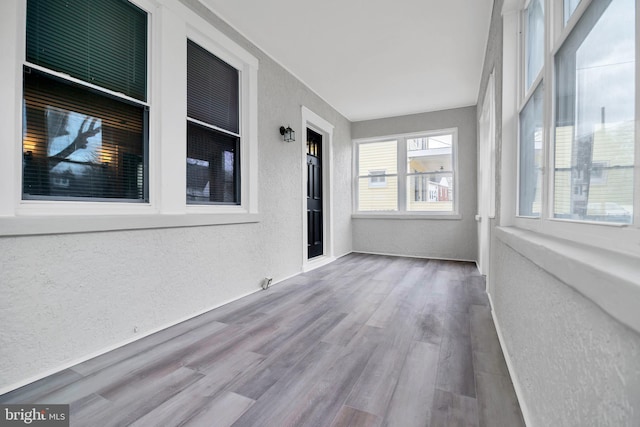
[303,255,336,273]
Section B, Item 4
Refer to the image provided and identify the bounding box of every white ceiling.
[199,0,494,122]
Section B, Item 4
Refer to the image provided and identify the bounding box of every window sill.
[0,212,261,237]
[515,215,631,228]
[352,213,462,220]
[495,226,640,334]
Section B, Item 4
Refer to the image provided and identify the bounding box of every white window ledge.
[496,226,640,334]
[352,213,462,220]
[0,213,261,237]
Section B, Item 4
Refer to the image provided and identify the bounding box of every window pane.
[23,70,147,201]
[358,141,397,211]
[407,173,454,212]
[525,0,545,91]
[26,0,148,101]
[554,0,634,223]
[519,83,544,217]
[407,135,454,212]
[358,176,398,212]
[358,141,397,176]
[187,122,239,204]
[187,40,239,134]
[564,0,581,25]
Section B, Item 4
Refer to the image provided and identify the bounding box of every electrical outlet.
[262,277,273,290]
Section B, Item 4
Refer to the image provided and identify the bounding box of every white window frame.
[501,0,640,333]
[517,0,546,219]
[353,128,460,218]
[0,0,260,236]
[21,0,151,205]
[511,0,640,255]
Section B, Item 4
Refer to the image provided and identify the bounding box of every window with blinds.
[23,0,148,202]
[187,39,240,205]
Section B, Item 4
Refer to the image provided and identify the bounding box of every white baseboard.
[0,287,263,396]
[1,257,351,396]
[353,250,476,264]
[487,292,533,427]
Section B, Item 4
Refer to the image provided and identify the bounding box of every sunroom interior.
[0,0,639,426]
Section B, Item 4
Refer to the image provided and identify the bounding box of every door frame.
[477,70,496,277]
[301,106,335,272]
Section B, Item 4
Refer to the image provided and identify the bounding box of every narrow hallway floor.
[0,253,525,426]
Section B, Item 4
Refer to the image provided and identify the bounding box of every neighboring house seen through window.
[553,0,634,224]
[406,135,454,212]
[517,0,635,226]
[355,130,457,214]
[357,140,398,211]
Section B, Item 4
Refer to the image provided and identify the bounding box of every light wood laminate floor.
[1,253,525,427]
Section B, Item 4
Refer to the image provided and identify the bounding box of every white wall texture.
[0,0,352,392]
[351,106,478,261]
[477,0,640,425]
[493,239,640,426]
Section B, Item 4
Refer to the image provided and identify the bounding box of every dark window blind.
[187,122,239,204]
[23,69,147,201]
[26,0,147,101]
[187,40,239,133]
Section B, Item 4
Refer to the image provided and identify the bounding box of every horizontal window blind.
[187,40,239,133]
[187,122,239,204]
[26,0,147,101]
[23,69,147,201]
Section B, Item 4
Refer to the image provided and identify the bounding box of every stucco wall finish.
[493,239,640,426]
[351,106,478,261]
[477,0,640,425]
[1,225,262,382]
[0,0,352,391]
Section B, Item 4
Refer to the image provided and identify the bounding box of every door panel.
[307,128,323,259]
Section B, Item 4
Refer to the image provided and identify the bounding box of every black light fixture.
[280,125,295,142]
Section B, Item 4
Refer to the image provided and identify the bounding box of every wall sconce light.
[280,125,295,142]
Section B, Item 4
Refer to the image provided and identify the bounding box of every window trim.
[186,38,241,206]
[19,0,153,208]
[496,225,640,334]
[523,0,545,92]
[501,0,640,338]
[505,0,640,258]
[0,0,260,236]
[516,0,546,219]
[353,128,460,218]
[183,20,258,216]
[516,81,545,218]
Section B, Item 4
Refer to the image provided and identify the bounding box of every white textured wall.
[493,239,640,426]
[0,0,352,391]
[477,1,640,425]
[351,106,478,261]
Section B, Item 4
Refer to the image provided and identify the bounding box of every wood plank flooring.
[0,253,525,427]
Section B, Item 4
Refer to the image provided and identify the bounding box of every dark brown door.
[307,128,323,259]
